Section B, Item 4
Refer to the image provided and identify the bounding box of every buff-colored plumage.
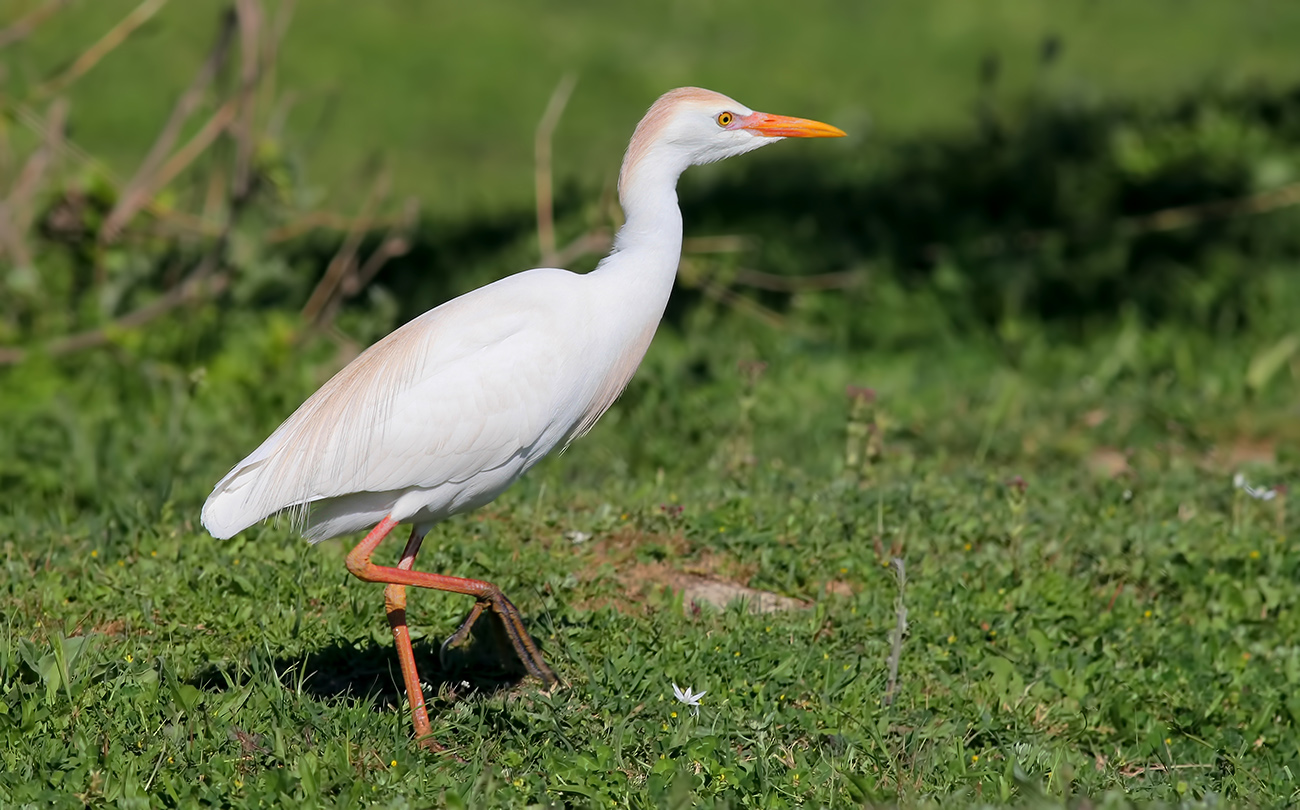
[202,87,844,544]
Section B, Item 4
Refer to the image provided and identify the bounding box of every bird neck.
[593,154,686,307]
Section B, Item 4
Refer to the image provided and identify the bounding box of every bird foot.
[439,596,557,687]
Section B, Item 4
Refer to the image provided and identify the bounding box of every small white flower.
[1234,473,1278,501]
[671,682,706,716]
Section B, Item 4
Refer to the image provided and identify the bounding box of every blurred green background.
[3,2,1300,807]
[10,0,1300,214]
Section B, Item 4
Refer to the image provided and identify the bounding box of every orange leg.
[383,523,435,745]
[346,516,558,742]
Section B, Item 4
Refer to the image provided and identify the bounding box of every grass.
[8,0,1300,215]
[2,301,1298,807]
[4,3,1300,805]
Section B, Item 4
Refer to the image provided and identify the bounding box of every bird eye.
[716,112,734,127]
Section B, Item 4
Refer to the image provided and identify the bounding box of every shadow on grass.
[189,608,546,710]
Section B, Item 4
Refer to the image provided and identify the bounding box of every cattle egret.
[202,87,844,745]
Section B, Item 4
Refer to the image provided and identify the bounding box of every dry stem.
[535,73,578,266]
[882,558,908,707]
[300,167,390,326]
[35,0,170,97]
[0,0,72,50]
[100,8,239,243]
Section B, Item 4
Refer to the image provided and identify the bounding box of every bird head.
[618,87,845,202]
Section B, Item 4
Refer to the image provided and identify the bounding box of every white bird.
[202,87,844,745]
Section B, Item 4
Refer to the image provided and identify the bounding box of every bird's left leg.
[347,516,557,688]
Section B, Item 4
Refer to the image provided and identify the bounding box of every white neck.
[590,149,688,310]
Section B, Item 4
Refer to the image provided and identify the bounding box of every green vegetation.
[3,293,1299,807]
[9,0,1300,214]
[2,2,1300,807]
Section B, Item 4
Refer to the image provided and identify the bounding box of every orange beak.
[741,112,846,138]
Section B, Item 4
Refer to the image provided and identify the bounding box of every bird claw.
[438,595,557,686]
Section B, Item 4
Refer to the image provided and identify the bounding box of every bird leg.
[438,587,549,683]
[383,523,436,747]
[345,517,558,727]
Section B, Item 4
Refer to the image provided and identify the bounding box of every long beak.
[741,112,846,138]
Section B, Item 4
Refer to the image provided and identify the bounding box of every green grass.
[4,3,1300,805]
[8,0,1300,215]
[2,301,1298,807]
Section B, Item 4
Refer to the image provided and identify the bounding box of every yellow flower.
[1249,550,1260,559]
[971,754,979,763]
[671,711,678,718]
[947,635,956,644]
[963,543,972,552]
[391,760,397,767]
[91,550,98,558]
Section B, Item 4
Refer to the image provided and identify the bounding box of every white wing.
[201,268,607,540]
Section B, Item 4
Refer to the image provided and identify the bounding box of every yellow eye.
[717,112,734,127]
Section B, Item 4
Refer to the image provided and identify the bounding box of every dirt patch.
[1086,446,1132,478]
[1204,437,1276,470]
[572,527,810,615]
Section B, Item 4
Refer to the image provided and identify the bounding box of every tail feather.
[201,459,279,539]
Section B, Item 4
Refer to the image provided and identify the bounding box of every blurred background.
[2,0,1299,512]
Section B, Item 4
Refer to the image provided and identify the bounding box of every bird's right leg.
[347,516,442,749]
[385,523,435,746]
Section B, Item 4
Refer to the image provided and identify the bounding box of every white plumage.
[203,268,644,540]
[203,88,843,543]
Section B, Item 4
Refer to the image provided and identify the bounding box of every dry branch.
[100,9,239,243]
[734,268,862,292]
[125,100,238,223]
[308,196,421,328]
[258,0,296,113]
[0,263,230,365]
[928,179,1300,261]
[35,0,170,98]
[0,0,71,50]
[264,211,409,244]
[300,168,390,326]
[882,558,908,708]
[0,99,66,266]
[696,278,787,330]
[552,228,612,268]
[231,0,265,202]
[345,197,421,295]
[535,73,578,266]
